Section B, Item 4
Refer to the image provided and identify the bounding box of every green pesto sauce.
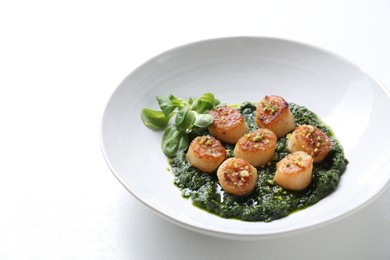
[168,102,349,222]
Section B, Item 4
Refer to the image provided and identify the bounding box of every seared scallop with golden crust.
[256,95,296,138]
[208,106,248,144]
[187,135,227,173]
[233,128,277,167]
[274,151,313,191]
[217,158,258,196]
[287,124,332,163]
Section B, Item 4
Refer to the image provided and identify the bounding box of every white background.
[1,0,390,259]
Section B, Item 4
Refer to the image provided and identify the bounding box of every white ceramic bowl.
[101,37,390,239]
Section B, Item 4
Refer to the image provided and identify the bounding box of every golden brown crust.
[187,135,226,173]
[274,151,313,190]
[255,95,295,137]
[217,158,258,196]
[276,151,313,174]
[208,106,248,144]
[236,128,277,152]
[208,106,245,131]
[256,95,288,125]
[190,136,226,159]
[233,128,277,167]
[287,125,332,162]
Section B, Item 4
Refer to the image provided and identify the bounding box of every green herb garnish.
[141,93,219,157]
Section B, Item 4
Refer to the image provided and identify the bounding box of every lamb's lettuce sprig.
[141,93,219,157]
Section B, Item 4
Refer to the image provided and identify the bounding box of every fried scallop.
[208,106,248,144]
[217,158,258,196]
[187,135,227,173]
[274,151,313,191]
[233,128,277,167]
[255,95,296,138]
[287,124,332,163]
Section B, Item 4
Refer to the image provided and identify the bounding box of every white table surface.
[1,0,390,259]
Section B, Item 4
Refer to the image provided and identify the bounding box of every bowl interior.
[101,37,390,238]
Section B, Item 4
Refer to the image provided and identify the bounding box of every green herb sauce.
[169,102,348,222]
